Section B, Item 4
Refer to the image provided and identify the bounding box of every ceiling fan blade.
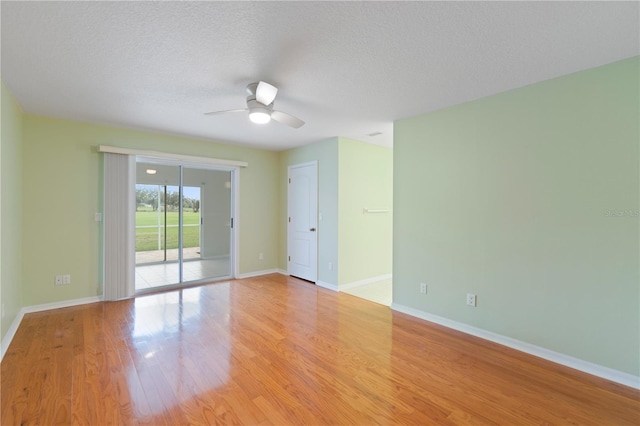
[204,108,247,116]
[256,81,278,105]
[271,110,305,128]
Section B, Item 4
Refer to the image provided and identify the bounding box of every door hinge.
[288,217,291,223]
[230,218,233,228]
[288,178,291,183]
[288,256,291,261]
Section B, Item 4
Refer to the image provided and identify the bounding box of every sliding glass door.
[181,166,232,282]
[134,160,232,292]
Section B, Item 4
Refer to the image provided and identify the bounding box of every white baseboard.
[316,280,339,291]
[317,274,392,293]
[339,274,392,291]
[196,254,229,261]
[391,303,640,390]
[1,295,104,361]
[22,296,103,314]
[1,309,25,361]
[276,269,289,276]
[235,269,280,279]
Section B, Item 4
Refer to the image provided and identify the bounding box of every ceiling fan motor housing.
[246,82,274,123]
[246,82,259,97]
[247,98,273,114]
[247,83,274,107]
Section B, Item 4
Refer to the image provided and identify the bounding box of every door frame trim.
[287,160,319,282]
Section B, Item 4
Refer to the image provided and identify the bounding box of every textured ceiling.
[1,1,638,151]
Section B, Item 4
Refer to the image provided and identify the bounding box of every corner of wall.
[279,138,340,286]
[0,81,25,342]
[337,137,393,286]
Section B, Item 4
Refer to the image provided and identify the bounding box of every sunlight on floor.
[342,278,392,306]
[135,257,230,291]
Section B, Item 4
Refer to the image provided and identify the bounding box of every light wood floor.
[2,274,638,425]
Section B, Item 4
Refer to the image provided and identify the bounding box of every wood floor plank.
[2,274,639,425]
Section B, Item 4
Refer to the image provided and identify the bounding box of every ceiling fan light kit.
[249,110,271,124]
[205,81,305,128]
[247,96,273,124]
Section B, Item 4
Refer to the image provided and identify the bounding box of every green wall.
[279,138,339,286]
[338,138,393,285]
[279,137,393,288]
[9,109,392,314]
[0,82,24,340]
[393,57,639,375]
[21,116,280,306]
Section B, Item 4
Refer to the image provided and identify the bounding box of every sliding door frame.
[136,155,240,289]
[102,146,245,300]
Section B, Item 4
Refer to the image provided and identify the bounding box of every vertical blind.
[103,153,135,301]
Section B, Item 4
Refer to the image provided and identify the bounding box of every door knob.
[310,228,316,232]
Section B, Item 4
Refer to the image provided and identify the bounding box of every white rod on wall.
[363,208,391,213]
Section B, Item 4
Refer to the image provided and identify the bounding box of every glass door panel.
[135,162,180,290]
[182,167,232,282]
[181,185,201,262]
[135,159,233,293]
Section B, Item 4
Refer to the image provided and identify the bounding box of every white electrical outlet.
[259,253,264,260]
[55,275,63,285]
[63,274,71,284]
[328,262,333,271]
[420,283,427,294]
[466,293,477,307]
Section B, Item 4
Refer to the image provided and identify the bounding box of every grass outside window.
[136,210,200,252]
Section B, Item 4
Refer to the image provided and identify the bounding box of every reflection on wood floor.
[2,274,638,425]
[135,257,230,290]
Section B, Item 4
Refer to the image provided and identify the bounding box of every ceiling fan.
[205,81,305,128]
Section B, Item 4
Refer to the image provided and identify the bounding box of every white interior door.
[288,162,318,282]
